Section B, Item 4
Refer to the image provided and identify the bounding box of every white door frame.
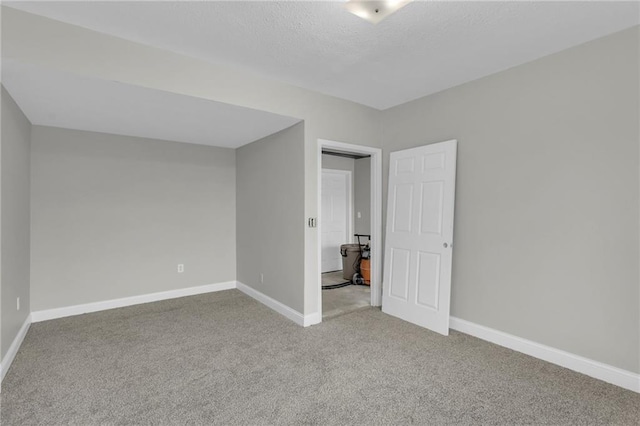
[321,168,353,272]
[317,139,383,317]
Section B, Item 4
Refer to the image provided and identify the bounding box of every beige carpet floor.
[1,289,638,425]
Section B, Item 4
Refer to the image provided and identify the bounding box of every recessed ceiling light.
[343,0,413,24]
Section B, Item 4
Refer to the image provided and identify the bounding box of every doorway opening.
[317,140,382,320]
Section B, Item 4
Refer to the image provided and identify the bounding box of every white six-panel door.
[382,140,457,335]
[321,170,351,273]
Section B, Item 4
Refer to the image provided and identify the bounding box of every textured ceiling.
[5,1,640,109]
[2,59,300,148]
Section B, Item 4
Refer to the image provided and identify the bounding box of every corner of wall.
[236,122,306,314]
[0,85,32,380]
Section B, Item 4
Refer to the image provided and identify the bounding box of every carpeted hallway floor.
[1,289,638,425]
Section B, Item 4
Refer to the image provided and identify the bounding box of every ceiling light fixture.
[343,0,413,24]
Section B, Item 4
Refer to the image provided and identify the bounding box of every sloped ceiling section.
[6,1,640,109]
[2,59,301,148]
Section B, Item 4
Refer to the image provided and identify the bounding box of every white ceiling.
[6,1,639,110]
[2,59,300,148]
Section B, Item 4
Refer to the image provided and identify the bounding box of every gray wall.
[30,126,236,311]
[354,157,371,236]
[321,154,354,173]
[1,86,31,360]
[237,122,305,313]
[381,27,640,373]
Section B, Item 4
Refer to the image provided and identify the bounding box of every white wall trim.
[303,311,322,327]
[31,281,237,323]
[0,314,32,387]
[236,281,316,327]
[450,316,640,393]
[317,139,383,323]
[30,280,315,328]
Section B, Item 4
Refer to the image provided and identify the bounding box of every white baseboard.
[1,281,312,391]
[236,282,316,327]
[31,281,237,323]
[0,314,32,387]
[450,316,640,393]
[303,311,322,327]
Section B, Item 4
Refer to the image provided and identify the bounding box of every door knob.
[443,243,448,248]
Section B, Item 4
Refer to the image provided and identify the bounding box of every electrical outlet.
[17,297,20,311]
[177,264,184,273]
[260,273,264,284]
[357,211,362,219]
